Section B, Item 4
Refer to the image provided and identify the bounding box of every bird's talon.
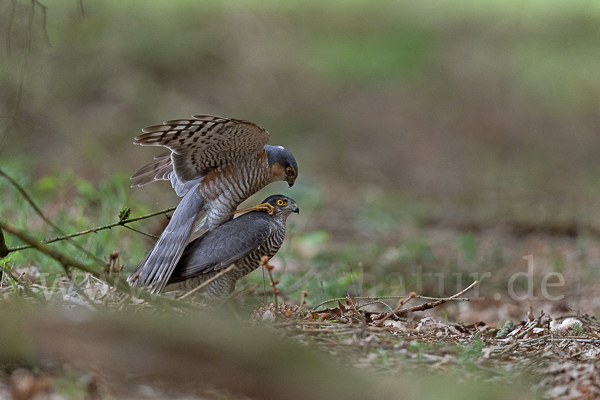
[260,203,275,215]
[232,202,275,216]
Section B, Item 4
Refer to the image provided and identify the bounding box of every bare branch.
[0,218,195,309]
[6,0,17,56]
[122,224,159,239]
[0,168,104,264]
[5,206,175,253]
[0,228,8,258]
[32,0,50,46]
[1,0,51,153]
[0,168,59,234]
[1,217,106,277]
[0,1,31,154]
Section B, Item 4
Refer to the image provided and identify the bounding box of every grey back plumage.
[168,195,299,299]
[168,213,273,282]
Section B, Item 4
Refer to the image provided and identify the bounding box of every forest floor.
[1,237,599,400]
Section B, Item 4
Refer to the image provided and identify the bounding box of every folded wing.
[168,214,272,284]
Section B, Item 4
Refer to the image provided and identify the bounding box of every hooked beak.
[292,203,299,214]
[287,177,296,188]
[232,202,274,216]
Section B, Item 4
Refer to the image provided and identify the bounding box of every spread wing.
[167,213,272,283]
[131,115,270,187]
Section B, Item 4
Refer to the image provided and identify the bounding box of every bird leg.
[231,202,274,216]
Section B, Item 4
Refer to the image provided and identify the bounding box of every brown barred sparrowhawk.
[167,194,299,299]
[127,116,298,293]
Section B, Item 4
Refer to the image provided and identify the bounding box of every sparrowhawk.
[127,116,298,293]
[168,194,299,299]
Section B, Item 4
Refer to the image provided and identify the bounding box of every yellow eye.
[277,199,286,206]
[285,167,294,176]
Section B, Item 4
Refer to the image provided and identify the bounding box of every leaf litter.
[1,259,600,400]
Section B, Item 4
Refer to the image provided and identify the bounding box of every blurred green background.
[2,0,600,319]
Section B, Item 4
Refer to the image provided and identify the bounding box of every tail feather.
[131,155,202,197]
[128,188,205,293]
[130,156,174,187]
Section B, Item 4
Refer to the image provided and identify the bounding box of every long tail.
[128,188,205,293]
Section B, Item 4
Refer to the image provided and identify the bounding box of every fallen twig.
[373,292,417,327]
[0,263,43,301]
[177,264,237,300]
[394,281,479,316]
[311,293,470,311]
[357,300,394,312]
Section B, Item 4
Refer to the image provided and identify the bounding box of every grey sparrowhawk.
[168,194,299,299]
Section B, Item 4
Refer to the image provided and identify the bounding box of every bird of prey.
[168,194,299,299]
[127,116,298,293]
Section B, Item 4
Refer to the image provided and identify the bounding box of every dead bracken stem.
[103,252,124,276]
[260,256,279,318]
[299,291,308,310]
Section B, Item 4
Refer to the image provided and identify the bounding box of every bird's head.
[232,195,299,218]
[262,194,299,216]
[265,145,298,187]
